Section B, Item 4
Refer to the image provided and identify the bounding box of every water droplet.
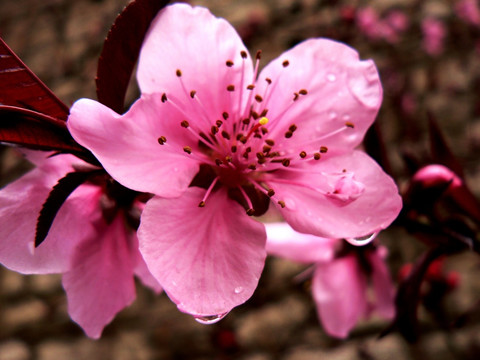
[345,232,378,246]
[234,286,244,294]
[194,312,229,325]
[327,73,336,82]
[342,114,351,121]
[328,111,338,120]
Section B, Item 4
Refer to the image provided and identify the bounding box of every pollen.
[259,117,269,125]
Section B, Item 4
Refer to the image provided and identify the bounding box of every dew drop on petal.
[194,312,229,325]
[327,74,337,82]
[328,111,338,120]
[234,286,244,294]
[345,232,378,246]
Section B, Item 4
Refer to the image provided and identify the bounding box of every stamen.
[246,84,255,90]
[255,95,263,103]
[183,146,192,154]
[231,145,237,153]
[313,152,321,160]
[226,60,234,67]
[282,60,290,67]
[265,78,272,84]
[181,120,189,128]
[320,146,328,153]
[285,131,293,138]
[211,126,219,135]
[240,50,248,59]
[216,120,223,127]
[190,90,196,98]
[176,69,182,77]
[299,89,308,95]
[237,186,254,215]
[278,200,286,208]
[248,164,256,170]
[265,139,275,146]
[255,50,262,60]
[157,136,167,145]
[161,93,168,103]
[198,176,220,207]
[267,189,275,197]
[293,93,299,101]
[299,151,307,158]
[227,84,235,92]
[221,130,230,139]
[222,112,229,120]
[282,159,290,167]
[345,122,355,128]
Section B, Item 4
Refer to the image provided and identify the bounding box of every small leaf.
[428,112,464,178]
[96,0,170,113]
[0,38,69,120]
[35,169,104,247]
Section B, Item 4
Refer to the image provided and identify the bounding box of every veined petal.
[257,38,382,155]
[138,188,266,317]
[265,222,337,263]
[68,96,200,197]
[62,216,136,339]
[312,255,368,338]
[0,156,101,274]
[271,151,402,239]
[137,3,253,122]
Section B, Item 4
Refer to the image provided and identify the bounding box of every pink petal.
[265,222,337,263]
[67,97,200,197]
[137,3,253,122]
[0,156,100,274]
[368,248,395,319]
[138,187,266,317]
[312,255,368,338]
[62,216,136,339]
[256,38,382,156]
[271,151,402,239]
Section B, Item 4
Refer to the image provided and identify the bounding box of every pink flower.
[0,153,161,338]
[422,18,446,56]
[67,4,402,319]
[455,0,480,27]
[266,222,395,338]
[356,7,408,44]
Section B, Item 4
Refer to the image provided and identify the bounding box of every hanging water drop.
[345,232,378,246]
[234,286,244,294]
[194,311,229,325]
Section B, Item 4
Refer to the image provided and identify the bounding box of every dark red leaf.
[428,112,465,178]
[35,169,104,247]
[96,0,170,113]
[0,38,69,121]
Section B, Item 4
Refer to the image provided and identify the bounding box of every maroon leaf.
[96,0,170,113]
[0,38,69,120]
[35,169,104,247]
[428,112,465,178]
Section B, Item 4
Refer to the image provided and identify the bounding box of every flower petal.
[312,255,367,338]
[271,151,402,239]
[0,155,100,274]
[368,247,395,319]
[257,38,382,155]
[67,97,200,197]
[137,3,253,122]
[62,216,136,339]
[265,222,337,263]
[138,188,266,317]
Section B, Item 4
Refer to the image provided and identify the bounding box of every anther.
[211,126,219,135]
[222,112,229,120]
[248,164,256,170]
[314,152,321,160]
[221,130,230,139]
[345,122,355,128]
[262,145,272,153]
[278,200,286,208]
[240,50,248,59]
[225,155,232,162]
[226,60,234,67]
[261,127,268,134]
[255,50,262,60]
[289,124,298,132]
[254,133,262,139]
[246,147,252,153]
[255,95,263,103]
[267,189,275,197]
[299,89,308,95]
[176,69,182,77]
[157,136,167,145]
[285,131,293,138]
[258,158,267,164]
[246,208,255,216]
[215,159,223,166]
[293,93,299,101]
[239,135,247,144]
[199,201,206,207]
[282,159,290,167]
[231,145,237,153]
[242,151,249,159]
[161,93,168,103]
[227,84,235,92]
[190,90,196,98]
[260,108,268,117]
[256,152,265,160]
[320,146,328,153]
[265,139,275,146]
[299,151,307,158]
[251,111,259,119]
[246,84,255,90]
[216,120,223,127]
[282,60,290,67]
[180,120,189,128]
[242,118,251,125]
[183,146,192,154]
[265,77,272,84]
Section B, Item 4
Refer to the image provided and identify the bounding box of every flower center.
[156,49,360,214]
